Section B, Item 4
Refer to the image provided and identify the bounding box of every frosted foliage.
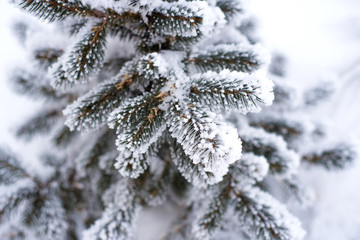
[193,43,268,62]
[108,50,271,184]
[0,179,35,208]
[0,183,66,239]
[114,152,149,178]
[104,50,255,183]
[240,126,300,179]
[233,153,269,185]
[81,0,225,37]
[190,69,273,113]
[34,193,67,240]
[192,198,222,240]
[235,187,306,240]
[63,34,274,185]
[193,225,210,240]
[146,51,189,110]
[101,179,132,206]
[61,20,107,84]
[114,116,165,154]
[83,180,138,240]
[138,159,168,206]
[98,151,118,172]
[283,178,315,208]
[176,158,217,187]
[2,0,310,239]
[109,94,166,156]
[170,139,219,187]
[190,42,270,72]
[83,204,136,240]
[168,107,242,184]
[108,94,166,178]
[63,61,136,131]
[74,132,105,176]
[0,150,28,184]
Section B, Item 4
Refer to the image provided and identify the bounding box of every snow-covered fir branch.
[1,0,356,239]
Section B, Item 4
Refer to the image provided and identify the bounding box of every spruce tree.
[0,1,356,240]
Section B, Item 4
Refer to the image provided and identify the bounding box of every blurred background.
[1,0,359,239]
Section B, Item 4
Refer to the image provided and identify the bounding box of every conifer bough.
[2,0,355,239]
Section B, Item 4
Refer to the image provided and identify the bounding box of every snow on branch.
[216,0,243,20]
[194,182,231,239]
[233,186,305,240]
[187,44,264,73]
[109,93,167,156]
[230,152,269,185]
[302,143,356,170]
[83,180,139,240]
[17,0,102,22]
[0,148,31,184]
[281,178,315,207]
[108,93,167,178]
[240,126,300,178]
[168,104,242,184]
[249,118,304,143]
[115,151,151,178]
[0,182,37,224]
[63,63,138,131]
[22,190,67,240]
[169,137,218,186]
[189,69,273,113]
[54,19,110,85]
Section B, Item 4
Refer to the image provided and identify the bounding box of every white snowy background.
[249,1,360,239]
[0,0,359,239]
